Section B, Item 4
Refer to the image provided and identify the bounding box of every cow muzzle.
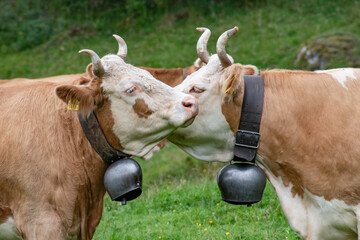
[104,158,143,205]
[217,162,266,206]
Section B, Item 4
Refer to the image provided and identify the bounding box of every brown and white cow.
[168,26,360,240]
[0,38,198,239]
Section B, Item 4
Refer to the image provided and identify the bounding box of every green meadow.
[1,0,359,239]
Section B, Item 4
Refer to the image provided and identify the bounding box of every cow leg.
[18,211,67,240]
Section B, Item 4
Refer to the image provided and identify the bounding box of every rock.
[294,33,360,70]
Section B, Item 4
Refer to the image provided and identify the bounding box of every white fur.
[168,55,235,161]
[257,155,359,240]
[99,55,197,157]
[316,68,356,90]
[0,217,22,240]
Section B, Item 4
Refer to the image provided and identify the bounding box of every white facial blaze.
[168,55,235,162]
[316,68,356,90]
[99,55,197,157]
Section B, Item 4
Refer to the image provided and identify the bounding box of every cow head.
[167,27,258,162]
[56,35,199,158]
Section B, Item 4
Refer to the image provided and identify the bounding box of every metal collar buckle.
[235,130,260,149]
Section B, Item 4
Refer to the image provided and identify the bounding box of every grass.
[1,0,359,239]
[93,144,300,240]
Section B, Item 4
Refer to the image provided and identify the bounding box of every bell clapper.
[121,198,127,205]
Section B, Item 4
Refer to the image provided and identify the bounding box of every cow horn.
[79,49,105,77]
[113,34,128,60]
[196,27,211,64]
[216,26,239,68]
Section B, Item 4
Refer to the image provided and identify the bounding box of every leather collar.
[233,75,264,162]
[78,112,130,164]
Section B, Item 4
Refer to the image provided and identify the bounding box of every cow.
[167,26,360,240]
[0,36,199,240]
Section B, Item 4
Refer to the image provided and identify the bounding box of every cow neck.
[78,111,130,164]
[233,75,264,162]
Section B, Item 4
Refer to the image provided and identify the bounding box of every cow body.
[169,49,360,239]
[0,49,198,239]
[0,79,108,239]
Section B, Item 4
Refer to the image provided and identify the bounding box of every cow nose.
[182,96,199,116]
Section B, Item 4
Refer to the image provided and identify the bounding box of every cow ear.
[244,65,259,75]
[55,81,104,116]
[86,63,95,79]
[221,63,245,97]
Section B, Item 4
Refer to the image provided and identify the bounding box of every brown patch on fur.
[133,98,153,118]
[157,139,169,149]
[94,100,124,151]
[244,65,259,75]
[258,69,360,205]
[141,65,200,87]
[86,64,95,79]
[55,77,105,116]
[0,205,11,224]
[221,64,246,133]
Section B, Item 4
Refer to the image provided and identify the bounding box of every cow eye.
[126,86,138,94]
[189,86,205,94]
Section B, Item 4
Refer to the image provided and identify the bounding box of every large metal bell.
[104,158,142,205]
[217,162,267,206]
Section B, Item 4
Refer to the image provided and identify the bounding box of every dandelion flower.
[198,223,202,226]
[173,209,176,212]
[204,228,207,232]
[226,232,230,236]
[217,203,220,206]
[159,236,162,239]
[209,221,213,224]
[203,169,207,173]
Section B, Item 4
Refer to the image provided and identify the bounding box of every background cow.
[168,27,360,239]
[0,38,198,239]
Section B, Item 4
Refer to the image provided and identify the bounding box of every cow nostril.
[182,97,199,116]
[182,97,195,109]
[182,101,193,108]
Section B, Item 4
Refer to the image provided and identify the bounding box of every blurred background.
[1,0,359,239]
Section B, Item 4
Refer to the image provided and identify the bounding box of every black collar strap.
[233,75,264,162]
[78,112,130,164]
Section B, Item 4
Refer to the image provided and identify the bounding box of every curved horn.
[79,49,105,77]
[196,27,211,64]
[216,26,239,68]
[113,34,128,60]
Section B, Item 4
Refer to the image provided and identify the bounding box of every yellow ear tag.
[225,86,231,94]
[67,99,80,111]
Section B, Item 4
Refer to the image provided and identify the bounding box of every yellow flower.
[173,209,176,212]
[209,221,213,224]
[198,223,202,226]
[159,236,162,239]
[217,203,220,206]
[202,168,207,173]
[226,232,230,236]
[204,228,207,232]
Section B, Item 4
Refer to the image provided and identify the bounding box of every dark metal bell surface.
[104,158,143,204]
[217,162,267,205]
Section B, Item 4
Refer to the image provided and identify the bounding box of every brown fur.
[133,98,154,118]
[95,100,124,151]
[0,204,11,224]
[0,77,110,239]
[220,68,360,205]
[140,66,198,87]
[221,64,246,133]
[256,69,360,205]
